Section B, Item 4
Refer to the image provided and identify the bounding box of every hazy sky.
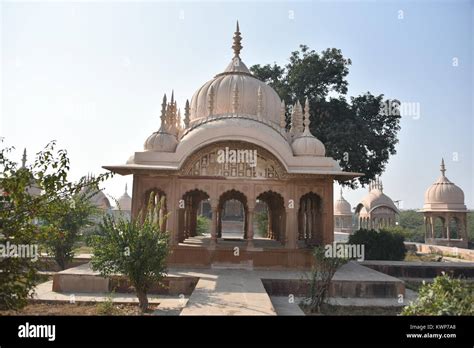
[1,0,473,209]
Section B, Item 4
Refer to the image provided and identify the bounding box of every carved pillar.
[210,205,218,248]
[247,206,255,248]
[446,214,451,240]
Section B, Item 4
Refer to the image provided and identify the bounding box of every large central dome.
[189,22,282,125]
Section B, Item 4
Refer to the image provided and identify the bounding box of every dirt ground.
[0,302,160,316]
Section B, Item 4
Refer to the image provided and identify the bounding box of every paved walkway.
[179,269,276,315]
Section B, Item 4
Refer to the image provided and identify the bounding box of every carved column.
[210,205,218,248]
[247,206,255,248]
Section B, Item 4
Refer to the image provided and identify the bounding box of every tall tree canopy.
[250,45,401,188]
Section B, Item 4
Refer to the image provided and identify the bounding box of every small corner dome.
[144,131,178,152]
[291,129,326,156]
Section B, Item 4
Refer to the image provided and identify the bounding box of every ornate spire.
[177,108,182,130]
[125,183,128,195]
[279,101,286,129]
[256,86,263,118]
[232,83,239,114]
[290,103,297,135]
[295,100,304,133]
[21,148,27,168]
[207,86,215,116]
[184,99,190,128]
[339,187,343,199]
[440,158,446,177]
[232,21,242,57]
[160,93,167,126]
[171,90,174,105]
[303,98,310,131]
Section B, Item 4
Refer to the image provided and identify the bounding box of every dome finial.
[21,148,27,168]
[440,158,446,176]
[232,20,242,57]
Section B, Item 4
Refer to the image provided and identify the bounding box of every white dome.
[189,61,282,125]
[423,160,466,212]
[358,181,399,214]
[189,23,281,125]
[291,128,326,156]
[335,191,352,215]
[144,131,178,152]
[116,184,132,211]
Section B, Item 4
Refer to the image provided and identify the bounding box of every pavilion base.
[168,243,314,269]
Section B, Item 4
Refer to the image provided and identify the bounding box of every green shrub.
[96,293,119,315]
[348,228,406,260]
[196,215,210,236]
[401,273,474,315]
[304,246,348,313]
[254,211,268,238]
[89,194,170,312]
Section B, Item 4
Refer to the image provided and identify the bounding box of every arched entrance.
[179,189,210,243]
[256,191,285,243]
[217,190,248,240]
[298,192,323,246]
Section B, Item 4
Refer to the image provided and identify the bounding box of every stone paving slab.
[269,296,305,315]
[180,270,276,315]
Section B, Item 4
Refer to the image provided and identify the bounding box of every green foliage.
[196,215,210,236]
[0,141,111,310]
[348,229,406,260]
[89,194,170,312]
[383,225,424,244]
[396,210,425,242]
[304,246,348,313]
[39,191,100,270]
[254,211,268,238]
[96,292,119,315]
[251,45,401,188]
[401,273,474,316]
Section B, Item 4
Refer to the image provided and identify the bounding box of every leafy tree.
[0,141,111,310]
[89,195,170,312]
[401,273,474,315]
[39,190,100,270]
[251,45,401,188]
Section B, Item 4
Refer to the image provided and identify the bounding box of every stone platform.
[37,261,405,315]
